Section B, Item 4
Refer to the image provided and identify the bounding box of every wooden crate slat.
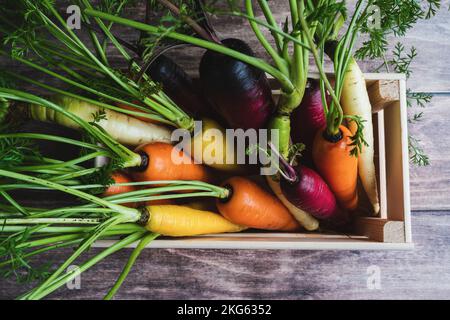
[118,72,410,249]
[355,218,405,243]
[368,79,401,113]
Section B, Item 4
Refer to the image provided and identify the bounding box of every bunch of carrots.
[0,0,387,299]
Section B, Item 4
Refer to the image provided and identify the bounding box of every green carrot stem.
[48,168,101,183]
[0,177,92,192]
[298,0,342,135]
[38,37,86,58]
[84,8,295,94]
[0,226,145,257]
[38,10,85,56]
[257,0,284,53]
[0,218,102,225]
[289,0,301,81]
[0,204,44,213]
[0,224,144,236]
[268,115,291,159]
[47,1,189,126]
[23,231,146,300]
[78,180,229,193]
[100,1,127,52]
[245,0,289,76]
[30,207,118,219]
[22,214,130,300]
[147,91,189,122]
[79,1,191,126]
[0,239,81,270]
[24,156,81,167]
[141,96,188,129]
[0,227,144,261]
[289,0,299,27]
[0,180,229,202]
[104,232,158,300]
[80,0,131,61]
[11,151,107,173]
[5,71,173,125]
[9,168,70,176]
[0,169,140,219]
[0,191,29,216]
[334,1,365,99]
[51,60,91,84]
[225,10,310,51]
[15,169,65,175]
[36,44,104,73]
[82,11,110,66]
[0,133,102,151]
[110,191,221,206]
[2,54,150,117]
[0,207,129,255]
[28,208,116,219]
[0,89,142,167]
[104,184,226,199]
[43,3,139,98]
[4,52,121,103]
[1,234,85,258]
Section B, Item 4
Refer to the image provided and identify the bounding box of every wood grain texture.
[368,80,400,113]
[165,0,450,93]
[0,210,449,300]
[408,96,450,210]
[1,0,450,300]
[1,0,449,93]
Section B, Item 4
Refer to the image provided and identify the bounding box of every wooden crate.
[95,73,413,250]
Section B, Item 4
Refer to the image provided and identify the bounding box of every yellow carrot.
[190,118,242,172]
[144,205,246,236]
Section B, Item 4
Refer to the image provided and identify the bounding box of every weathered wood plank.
[1,0,449,93]
[0,210,449,300]
[1,0,450,301]
[409,95,450,210]
[166,0,450,93]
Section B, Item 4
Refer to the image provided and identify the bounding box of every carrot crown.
[299,0,369,155]
[0,0,194,131]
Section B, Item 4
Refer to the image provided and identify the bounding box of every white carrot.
[29,95,172,146]
[341,58,380,215]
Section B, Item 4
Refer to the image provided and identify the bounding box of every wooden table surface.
[1,1,450,300]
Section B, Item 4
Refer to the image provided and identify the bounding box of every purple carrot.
[291,79,327,165]
[199,38,275,130]
[270,143,348,225]
[148,54,212,117]
[280,165,342,220]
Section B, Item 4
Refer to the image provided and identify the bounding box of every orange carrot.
[312,125,358,210]
[130,142,211,183]
[103,172,137,207]
[216,177,301,231]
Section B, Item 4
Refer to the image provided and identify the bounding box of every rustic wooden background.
[1,0,450,299]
